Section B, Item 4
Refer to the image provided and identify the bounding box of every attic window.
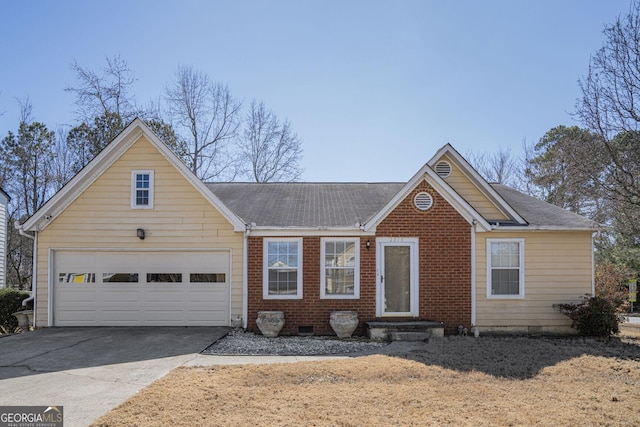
[414,192,433,211]
[435,161,452,178]
[131,170,154,209]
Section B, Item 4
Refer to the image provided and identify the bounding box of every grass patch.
[92,330,640,426]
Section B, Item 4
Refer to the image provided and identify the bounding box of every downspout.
[591,230,600,296]
[242,224,251,329]
[15,221,36,328]
[470,220,477,332]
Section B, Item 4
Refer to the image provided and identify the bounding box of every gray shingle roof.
[207,182,404,227]
[491,184,598,230]
[207,182,598,230]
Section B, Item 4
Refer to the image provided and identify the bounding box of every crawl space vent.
[414,192,433,211]
[435,161,452,178]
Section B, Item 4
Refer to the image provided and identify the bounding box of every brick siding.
[247,180,472,335]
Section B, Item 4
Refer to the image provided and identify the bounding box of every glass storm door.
[377,238,418,317]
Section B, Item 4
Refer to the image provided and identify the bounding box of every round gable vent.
[414,192,433,211]
[435,161,452,178]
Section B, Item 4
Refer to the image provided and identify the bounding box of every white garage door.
[53,251,230,326]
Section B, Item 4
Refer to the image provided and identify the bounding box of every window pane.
[267,241,298,268]
[268,269,298,295]
[59,273,95,284]
[136,189,149,205]
[103,273,139,283]
[491,242,520,268]
[147,273,182,283]
[136,174,149,189]
[491,268,520,295]
[325,268,355,295]
[190,273,226,283]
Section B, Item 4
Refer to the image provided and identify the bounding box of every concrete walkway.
[0,327,233,427]
[0,327,355,427]
[626,316,640,325]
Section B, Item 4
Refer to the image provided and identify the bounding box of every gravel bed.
[203,329,387,356]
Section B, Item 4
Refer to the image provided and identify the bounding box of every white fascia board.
[490,225,599,231]
[21,119,246,233]
[363,163,491,232]
[248,227,376,237]
[428,144,527,225]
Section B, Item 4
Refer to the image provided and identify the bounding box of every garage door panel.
[53,251,230,326]
[101,293,141,304]
[186,289,227,303]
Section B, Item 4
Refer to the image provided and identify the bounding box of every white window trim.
[263,238,303,300]
[131,170,155,209]
[320,238,360,300]
[486,238,525,299]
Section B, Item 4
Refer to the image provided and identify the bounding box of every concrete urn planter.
[256,311,285,337]
[11,310,34,331]
[329,311,359,338]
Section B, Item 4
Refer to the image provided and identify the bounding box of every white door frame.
[376,237,419,317]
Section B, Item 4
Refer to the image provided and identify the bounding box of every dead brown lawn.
[92,328,640,427]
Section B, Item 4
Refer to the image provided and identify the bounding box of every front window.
[321,238,359,299]
[487,239,524,298]
[131,170,154,209]
[263,238,303,299]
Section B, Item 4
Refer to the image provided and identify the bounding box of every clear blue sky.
[0,1,629,182]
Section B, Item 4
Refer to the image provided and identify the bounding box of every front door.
[376,238,419,317]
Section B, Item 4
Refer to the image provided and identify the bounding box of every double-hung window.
[263,238,303,299]
[131,170,154,209]
[487,239,525,298]
[321,238,359,299]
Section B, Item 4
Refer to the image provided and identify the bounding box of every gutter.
[15,221,36,327]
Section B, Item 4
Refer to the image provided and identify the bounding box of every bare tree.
[240,100,303,182]
[576,1,640,209]
[573,0,640,267]
[51,126,75,190]
[165,66,242,181]
[466,146,523,189]
[66,55,139,122]
[0,100,56,289]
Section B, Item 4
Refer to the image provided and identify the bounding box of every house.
[0,188,9,288]
[18,119,598,335]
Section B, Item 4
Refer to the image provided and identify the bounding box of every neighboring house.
[18,119,598,334]
[0,188,9,288]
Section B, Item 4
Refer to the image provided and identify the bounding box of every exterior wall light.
[137,228,145,240]
[366,239,371,251]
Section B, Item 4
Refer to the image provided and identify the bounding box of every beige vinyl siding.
[437,153,509,221]
[475,230,593,332]
[35,135,244,326]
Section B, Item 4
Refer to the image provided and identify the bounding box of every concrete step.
[367,320,445,341]
[389,331,432,342]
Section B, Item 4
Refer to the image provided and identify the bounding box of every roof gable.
[428,144,526,225]
[362,162,492,232]
[21,119,246,232]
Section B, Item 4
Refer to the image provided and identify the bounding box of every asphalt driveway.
[0,327,229,426]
